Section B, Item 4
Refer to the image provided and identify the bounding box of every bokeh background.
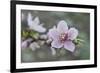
[21,10,90,63]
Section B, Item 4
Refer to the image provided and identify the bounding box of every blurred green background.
[21,10,90,63]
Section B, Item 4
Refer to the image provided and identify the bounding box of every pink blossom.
[48,20,78,52]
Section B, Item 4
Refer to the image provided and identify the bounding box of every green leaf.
[73,38,84,46]
[22,30,29,38]
[29,31,39,39]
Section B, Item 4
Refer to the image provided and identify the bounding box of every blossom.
[21,38,33,49]
[27,13,46,33]
[29,42,40,51]
[47,20,78,52]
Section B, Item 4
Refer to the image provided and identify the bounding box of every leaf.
[73,38,84,46]
[29,31,39,39]
[22,30,29,38]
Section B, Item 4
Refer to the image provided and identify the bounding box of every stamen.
[59,33,68,43]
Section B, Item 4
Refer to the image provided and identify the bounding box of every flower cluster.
[21,13,81,56]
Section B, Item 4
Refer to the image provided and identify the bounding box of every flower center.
[59,33,68,43]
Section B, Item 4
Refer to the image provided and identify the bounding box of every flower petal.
[27,14,46,33]
[51,40,63,48]
[57,20,68,33]
[68,28,78,40]
[32,24,46,33]
[32,16,40,25]
[21,38,32,49]
[64,41,75,52]
[47,27,59,41]
[27,13,33,27]
[21,40,28,49]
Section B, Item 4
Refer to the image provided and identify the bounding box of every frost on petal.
[57,20,68,33]
[50,47,56,55]
[64,41,75,52]
[51,40,63,48]
[68,28,78,40]
[29,42,40,51]
[47,26,59,41]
